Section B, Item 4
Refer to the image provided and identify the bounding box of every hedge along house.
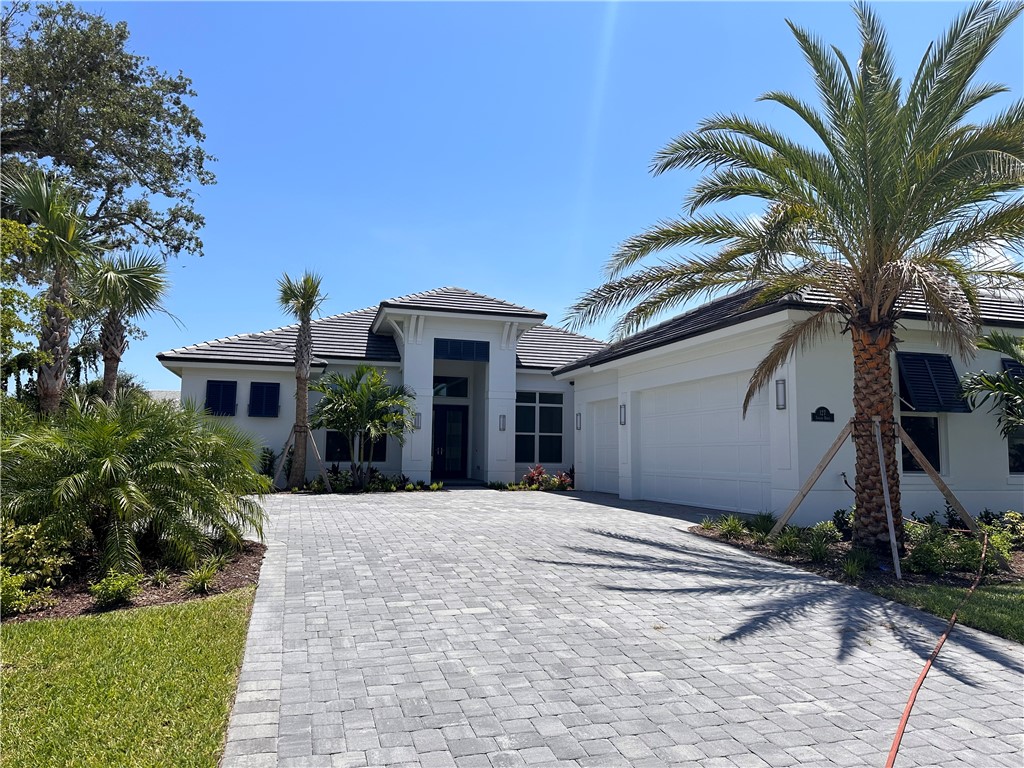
[556,287,1024,526]
[158,288,605,485]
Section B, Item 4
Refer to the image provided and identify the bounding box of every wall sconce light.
[498,414,506,431]
[414,412,422,429]
[775,380,787,410]
[575,412,582,431]
[619,404,627,425]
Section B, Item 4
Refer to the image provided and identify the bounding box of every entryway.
[432,403,468,480]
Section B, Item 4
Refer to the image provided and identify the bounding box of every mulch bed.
[3,541,267,624]
[688,527,1024,591]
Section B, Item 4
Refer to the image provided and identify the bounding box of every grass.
[1,587,255,768]
[872,582,1024,644]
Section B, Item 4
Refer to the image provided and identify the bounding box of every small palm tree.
[4,393,269,574]
[4,171,103,415]
[310,365,415,489]
[84,252,170,402]
[277,271,327,488]
[962,331,1024,438]
[566,2,1024,550]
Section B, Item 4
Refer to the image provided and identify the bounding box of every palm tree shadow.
[531,528,1023,686]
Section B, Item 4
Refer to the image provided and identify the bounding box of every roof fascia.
[371,304,546,334]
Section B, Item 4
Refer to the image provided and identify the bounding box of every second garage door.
[637,373,770,513]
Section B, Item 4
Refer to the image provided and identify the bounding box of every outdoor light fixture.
[619,404,627,425]
[499,414,506,431]
[575,412,582,431]
[414,412,422,429]
[775,380,787,410]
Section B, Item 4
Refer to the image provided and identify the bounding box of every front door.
[432,404,468,480]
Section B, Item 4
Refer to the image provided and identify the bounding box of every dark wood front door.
[432,404,468,480]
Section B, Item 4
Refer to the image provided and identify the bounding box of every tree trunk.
[100,312,127,403]
[850,326,904,551]
[37,267,70,416]
[286,316,312,488]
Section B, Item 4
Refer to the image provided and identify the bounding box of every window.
[325,431,386,463]
[434,338,489,362]
[901,415,940,473]
[248,382,280,417]
[205,380,237,416]
[1009,429,1024,475]
[433,376,469,398]
[515,391,563,464]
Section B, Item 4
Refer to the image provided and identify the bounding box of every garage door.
[637,373,770,512]
[591,398,619,494]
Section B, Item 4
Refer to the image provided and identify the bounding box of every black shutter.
[205,380,237,416]
[896,353,970,413]
[1002,358,1024,379]
[248,382,280,417]
[434,338,490,362]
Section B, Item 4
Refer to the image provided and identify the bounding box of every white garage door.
[637,373,770,513]
[591,398,619,494]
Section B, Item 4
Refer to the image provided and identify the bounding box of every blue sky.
[78,1,1023,391]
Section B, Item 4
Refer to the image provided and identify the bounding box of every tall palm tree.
[277,271,327,489]
[566,1,1024,550]
[85,252,170,402]
[4,171,103,415]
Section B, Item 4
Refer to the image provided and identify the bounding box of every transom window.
[515,391,563,464]
[205,380,237,416]
[433,376,469,398]
[1009,428,1024,475]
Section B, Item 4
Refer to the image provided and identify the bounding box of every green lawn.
[1,588,255,768]
[873,582,1024,644]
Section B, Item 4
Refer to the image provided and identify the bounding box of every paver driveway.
[222,491,1023,768]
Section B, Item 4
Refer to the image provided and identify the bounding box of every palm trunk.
[37,266,71,416]
[850,326,904,551]
[286,316,312,488]
[100,312,127,403]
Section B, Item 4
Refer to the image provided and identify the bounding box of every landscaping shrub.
[773,527,803,556]
[258,447,277,478]
[745,512,777,537]
[841,549,875,581]
[698,516,718,531]
[1,567,56,614]
[183,562,219,594]
[522,465,547,488]
[150,568,171,588]
[806,536,831,563]
[717,514,746,540]
[810,521,842,544]
[0,518,73,589]
[3,394,269,574]
[833,508,854,541]
[904,524,1009,576]
[89,572,143,609]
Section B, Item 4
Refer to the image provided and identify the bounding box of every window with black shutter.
[204,380,237,416]
[325,431,387,463]
[248,382,280,417]
[1002,358,1024,379]
[434,338,490,362]
[896,353,970,413]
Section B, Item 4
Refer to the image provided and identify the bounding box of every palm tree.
[4,171,103,415]
[85,252,170,402]
[309,365,415,490]
[962,331,1024,438]
[4,392,269,574]
[277,271,327,489]
[566,2,1024,551]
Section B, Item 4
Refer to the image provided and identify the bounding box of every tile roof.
[158,289,602,371]
[376,287,546,320]
[556,286,1024,375]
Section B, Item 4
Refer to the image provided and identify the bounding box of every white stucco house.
[158,285,1023,523]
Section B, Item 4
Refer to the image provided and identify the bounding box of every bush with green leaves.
[904,524,1007,576]
[183,562,219,594]
[1,567,57,614]
[0,519,74,589]
[698,516,718,531]
[3,393,269,574]
[832,508,854,541]
[772,527,803,556]
[717,514,747,540]
[842,549,875,582]
[745,512,777,537]
[150,568,171,588]
[89,572,143,609]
